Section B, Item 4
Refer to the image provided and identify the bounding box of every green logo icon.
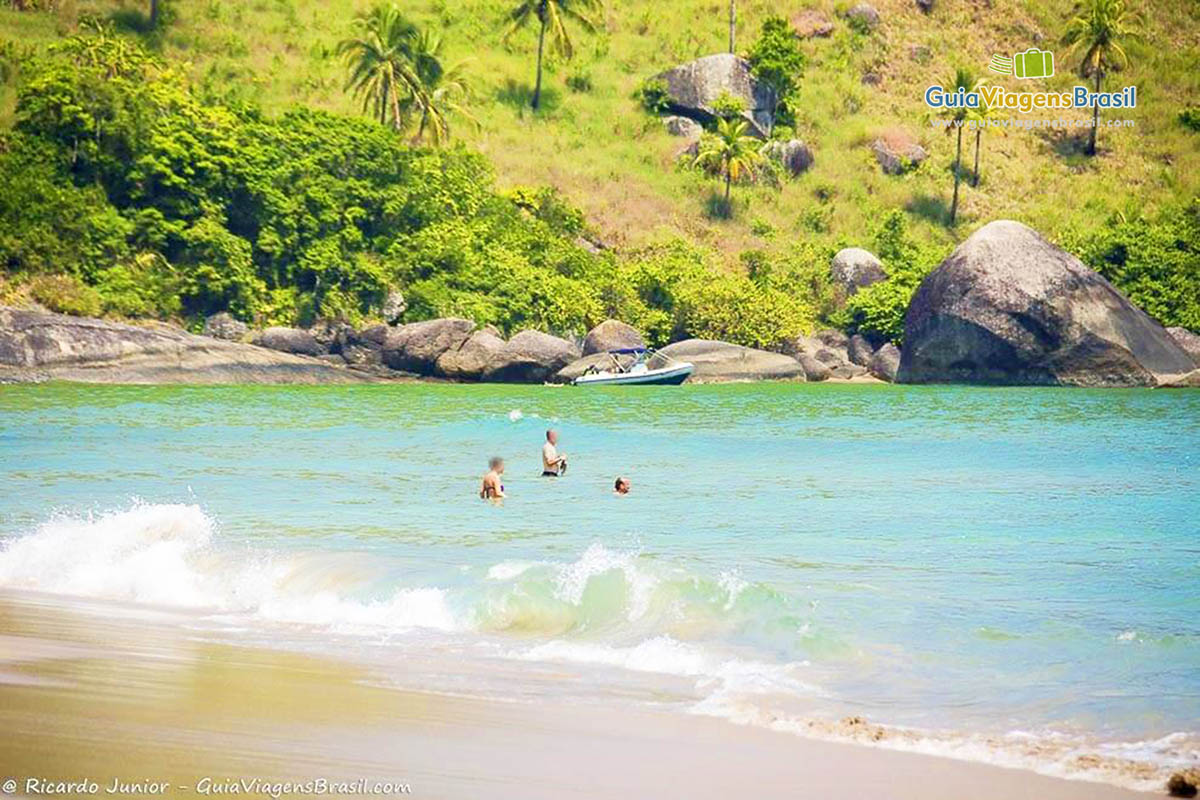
[989,48,1054,79]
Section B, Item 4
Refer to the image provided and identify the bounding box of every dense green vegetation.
[0,28,832,345]
[0,0,1197,348]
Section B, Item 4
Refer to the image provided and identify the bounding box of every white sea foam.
[486,561,539,581]
[0,503,457,634]
[553,542,657,621]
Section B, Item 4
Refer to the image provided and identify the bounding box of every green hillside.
[1,0,1198,342]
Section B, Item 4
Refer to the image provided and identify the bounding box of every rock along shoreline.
[2,221,1198,388]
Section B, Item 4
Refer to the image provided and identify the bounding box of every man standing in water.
[542,429,567,477]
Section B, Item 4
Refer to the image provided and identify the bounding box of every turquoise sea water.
[1,383,1197,785]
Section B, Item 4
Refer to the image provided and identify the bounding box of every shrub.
[634,77,671,114]
[27,274,103,317]
[1061,199,1200,330]
[836,211,943,343]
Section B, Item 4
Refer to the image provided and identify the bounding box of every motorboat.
[572,348,693,386]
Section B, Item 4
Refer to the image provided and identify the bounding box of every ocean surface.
[1,382,1197,788]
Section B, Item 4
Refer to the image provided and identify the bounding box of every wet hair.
[489,457,504,469]
[614,477,628,491]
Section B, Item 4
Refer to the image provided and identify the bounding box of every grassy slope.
[2,0,1198,269]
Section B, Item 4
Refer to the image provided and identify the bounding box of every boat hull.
[573,364,693,386]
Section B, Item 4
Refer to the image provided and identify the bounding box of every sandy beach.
[0,590,1152,800]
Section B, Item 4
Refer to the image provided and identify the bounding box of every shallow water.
[1,382,1197,785]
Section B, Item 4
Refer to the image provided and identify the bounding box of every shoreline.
[0,591,1160,799]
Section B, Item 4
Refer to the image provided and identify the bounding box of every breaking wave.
[0,502,1194,791]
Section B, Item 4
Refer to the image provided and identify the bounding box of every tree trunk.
[972,127,981,187]
[1087,68,1101,156]
[950,123,963,224]
[149,0,158,26]
[728,0,736,53]
[532,9,547,110]
[723,168,732,215]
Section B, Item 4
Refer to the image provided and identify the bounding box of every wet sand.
[0,591,1153,799]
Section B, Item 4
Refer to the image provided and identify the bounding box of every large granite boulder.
[898,221,1196,386]
[868,342,901,382]
[253,326,325,357]
[792,9,834,37]
[847,334,876,366]
[482,330,581,383]
[1166,327,1200,367]
[762,139,814,176]
[831,248,887,296]
[657,339,805,382]
[582,319,645,356]
[436,327,507,381]
[654,53,777,137]
[382,318,475,374]
[202,312,248,342]
[664,116,703,139]
[872,135,927,175]
[796,353,831,381]
[845,2,881,31]
[0,307,370,384]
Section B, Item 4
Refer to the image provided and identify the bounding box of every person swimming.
[613,476,631,495]
[542,429,567,476]
[480,457,506,500]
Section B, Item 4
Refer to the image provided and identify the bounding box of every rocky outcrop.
[868,342,901,382]
[1166,327,1200,367]
[845,2,881,30]
[202,312,248,342]
[784,330,890,381]
[582,319,645,356]
[1159,369,1200,388]
[664,116,703,138]
[831,248,887,295]
[1168,768,1200,797]
[382,290,406,324]
[253,326,325,357]
[0,307,371,384]
[847,334,875,366]
[792,9,834,37]
[796,353,831,381]
[898,221,1196,386]
[658,339,804,382]
[762,139,814,177]
[436,327,507,381]
[654,53,776,137]
[872,136,927,174]
[382,318,475,374]
[482,330,581,383]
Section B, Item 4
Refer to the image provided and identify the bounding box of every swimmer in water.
[614,476,631,495]
[481,457,506,500]
[542,429,567,476]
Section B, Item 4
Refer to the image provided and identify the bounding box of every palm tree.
[944,66,979,225]
[338,4,424,131]
[407,30,477,146]
[728,0,736,53]
[1063,0,1139,156]
[693,118,762,217]
[966,97,1003,187]
[504,0,601,110]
